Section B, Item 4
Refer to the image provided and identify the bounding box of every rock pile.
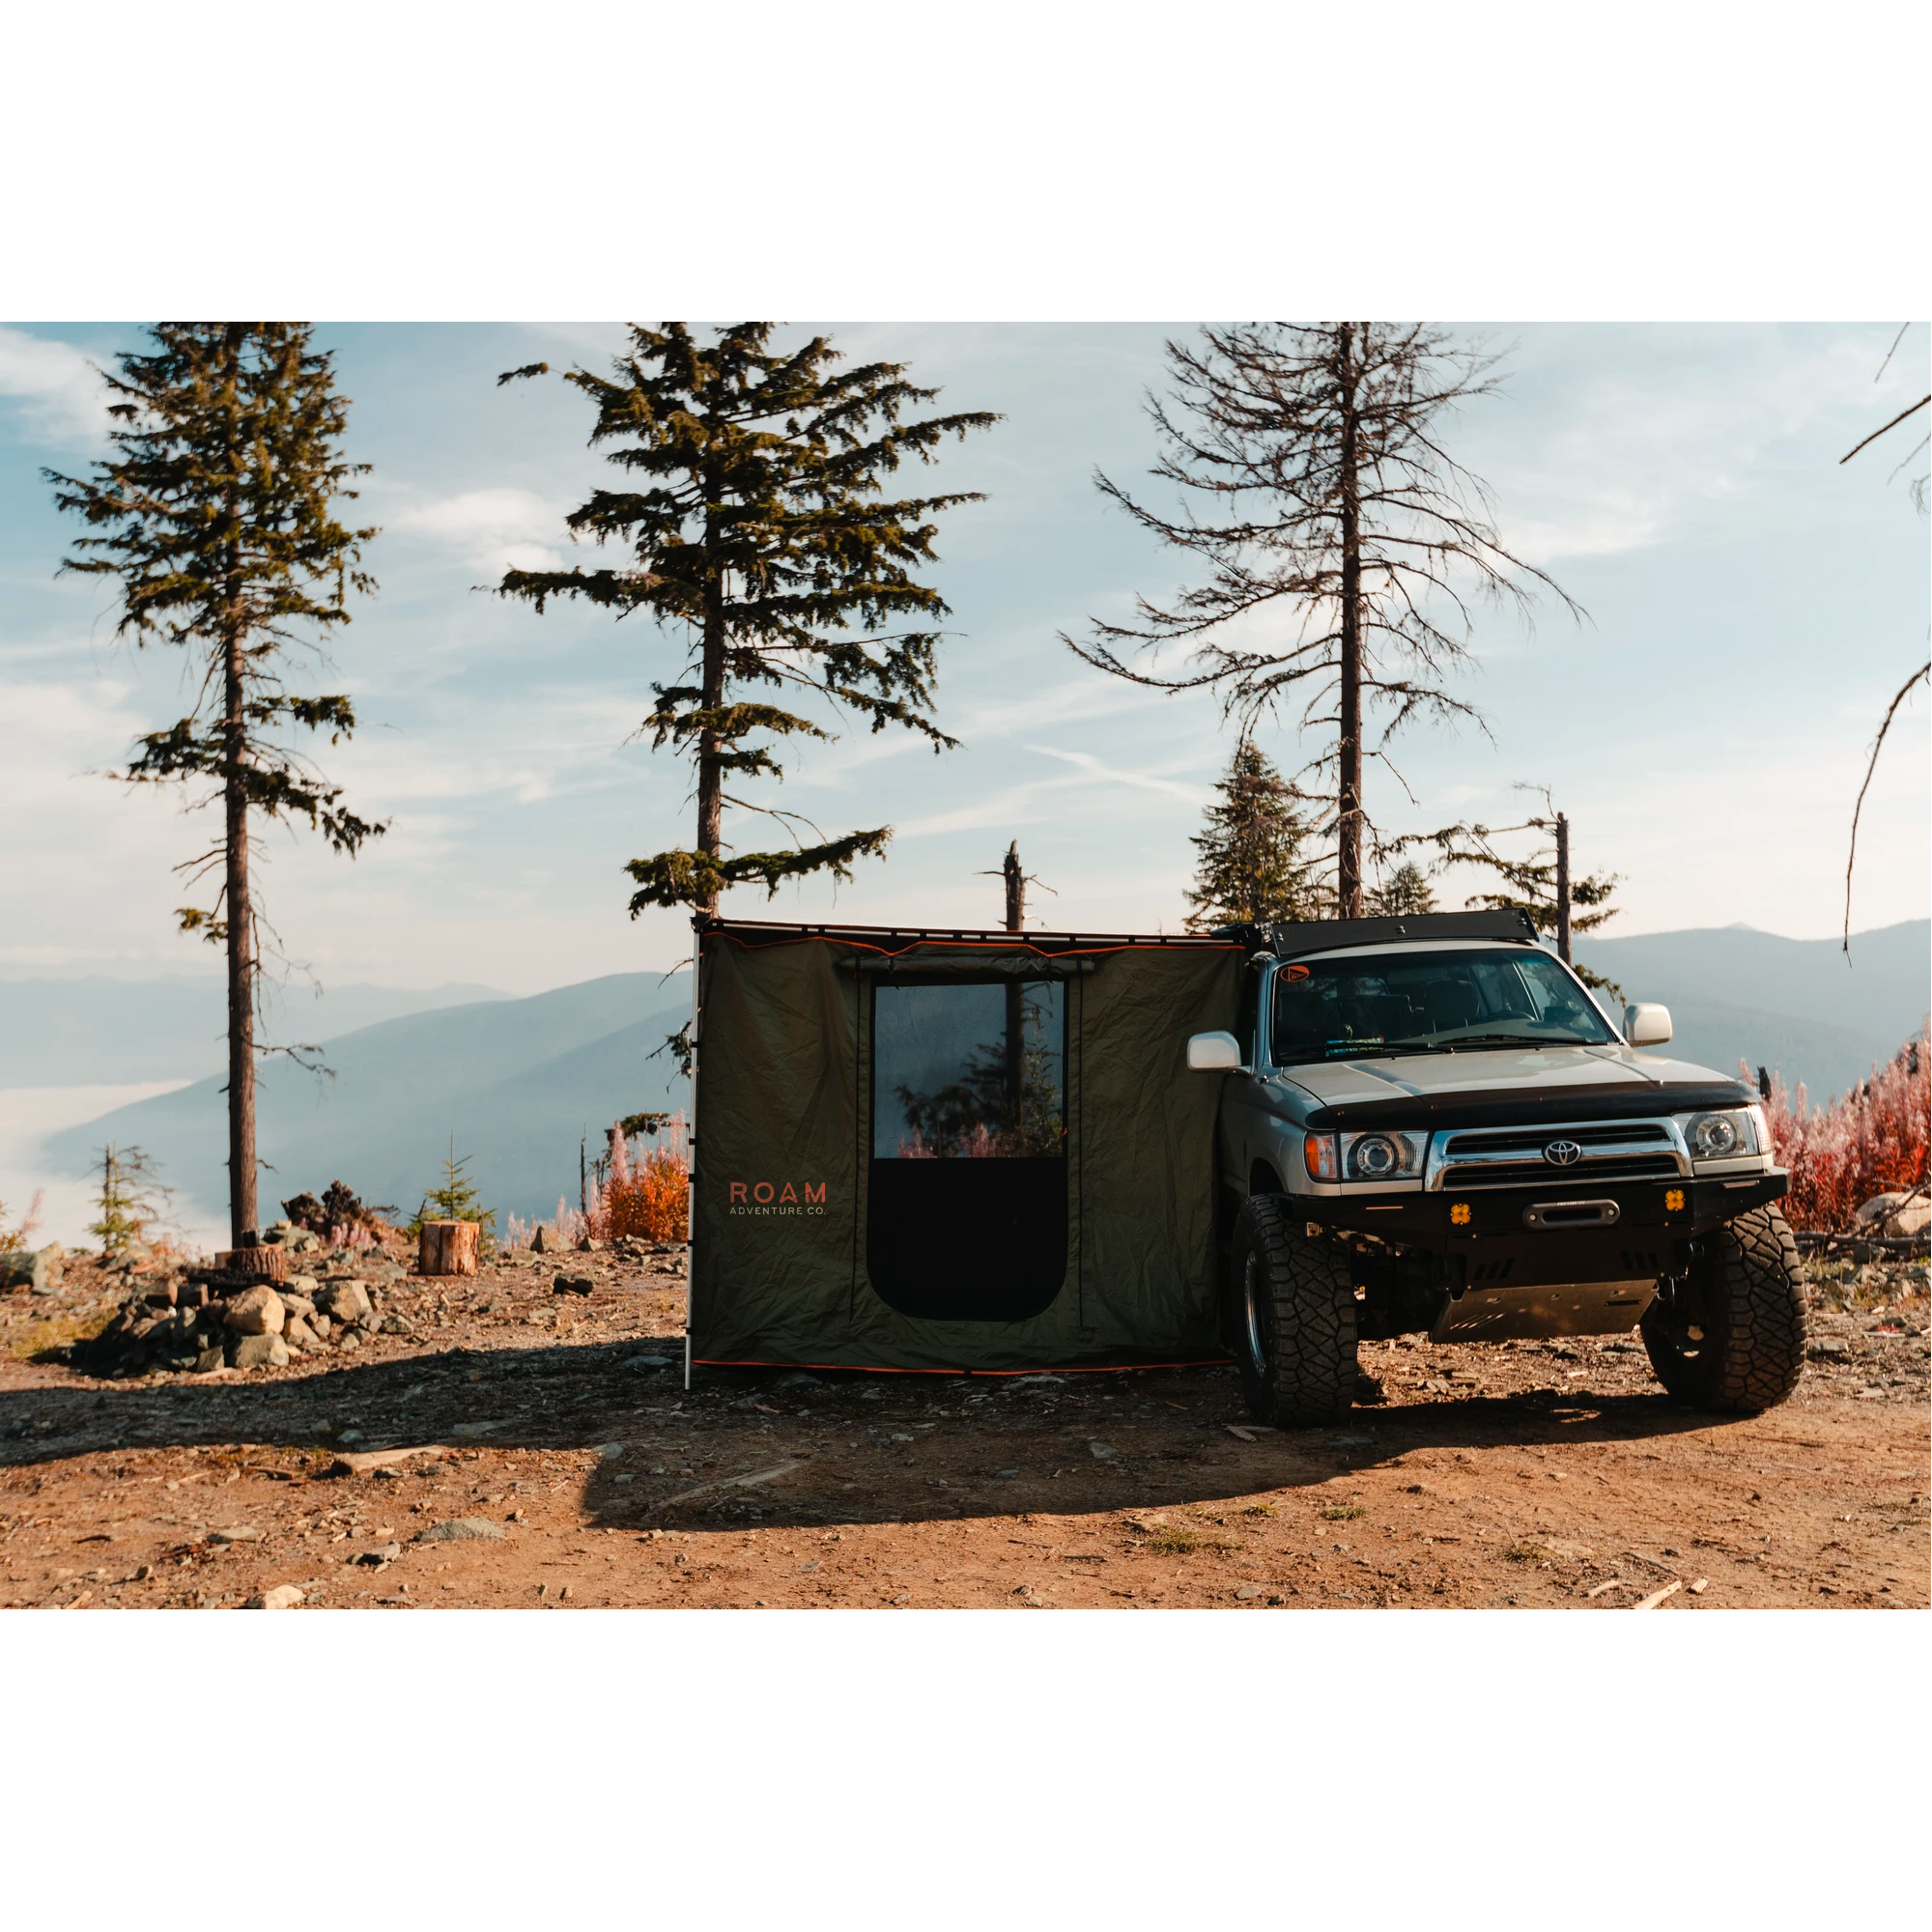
[74,1240,410,1379]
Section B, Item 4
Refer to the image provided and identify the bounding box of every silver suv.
[1190,911,1805,1426]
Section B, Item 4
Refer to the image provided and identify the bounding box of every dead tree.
[978,840,1056,1116]
[1064,324,1580,915]
[1837,324,1930,957]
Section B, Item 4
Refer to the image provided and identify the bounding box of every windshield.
[1269,948,1617,1064]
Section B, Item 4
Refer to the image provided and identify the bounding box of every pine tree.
[1183,739,1325,930]
[1366,861,1437,917]
[87,1144,170,1257]
[1066,324,1579,914]
[1391,805,1624,997]
[46,326,382,1245]
[496,324,998,915]
[411,1135,496,1244]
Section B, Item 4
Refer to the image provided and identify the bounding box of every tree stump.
[215,1246,287,1283]
[419,1220,479,1277]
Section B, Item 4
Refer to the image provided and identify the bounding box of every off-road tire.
[1640,1204,1806,1412]
[1230,1195,1358,1428]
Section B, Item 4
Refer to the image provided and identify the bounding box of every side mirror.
[1625,1003,1672,1047]
[1187,1030,1243,1072]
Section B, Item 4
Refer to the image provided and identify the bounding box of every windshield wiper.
[1307,1041,1441,1060]
[1435,1032,1597,1051]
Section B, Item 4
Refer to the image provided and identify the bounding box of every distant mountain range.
[0,977,509,1086]
[1575,920,1928,1101]
[43,974,691,1228]
[22,922,1928,1236]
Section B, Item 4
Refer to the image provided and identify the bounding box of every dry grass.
[5,1306,116,1362]
[1321,1504,1367,1522]
[1145,1527,1244,1556]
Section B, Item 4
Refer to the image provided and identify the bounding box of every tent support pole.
[685,922,699,1394]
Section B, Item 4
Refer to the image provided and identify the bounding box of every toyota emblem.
[1543,1138,1583,1167]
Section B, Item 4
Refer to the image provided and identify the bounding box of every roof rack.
[698,916,1238,952]
[1212,909,1542,957]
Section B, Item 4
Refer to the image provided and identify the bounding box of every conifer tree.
[47,325,382,1246]
[1067,324,1579,915]
[496,324,997,915]
[1367,861,1437,917]
[411,1136,496,1244]
[1183,739,1326,929]
[1389,805,1623,996]
[87,1144,170,1257]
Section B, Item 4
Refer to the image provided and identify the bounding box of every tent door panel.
[865,975,1069,1322]
[867,1156,1067,1321]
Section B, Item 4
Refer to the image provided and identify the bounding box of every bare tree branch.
[1843,660,1932,959]
[1839,394,1930,466]
[1062,323,1579,913]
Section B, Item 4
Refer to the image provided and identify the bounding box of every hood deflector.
[1303,1080,1754,1132]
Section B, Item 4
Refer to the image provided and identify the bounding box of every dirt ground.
[4,1243,1925,1610]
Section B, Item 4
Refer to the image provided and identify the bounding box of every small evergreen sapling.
[410,1136,497,1249]
[88,1144,170,1257]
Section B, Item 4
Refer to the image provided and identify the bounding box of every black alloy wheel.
[1640,1204,1807,1412]
[1229,1194,1359,1428]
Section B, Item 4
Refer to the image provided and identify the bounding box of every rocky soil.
[2,1245,1923,1610]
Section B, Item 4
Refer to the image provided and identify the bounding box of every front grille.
[1438,1153,1681,1189]
[1444,1123,1672,1156]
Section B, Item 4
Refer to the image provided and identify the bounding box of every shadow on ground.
[0,1333,1755,1534]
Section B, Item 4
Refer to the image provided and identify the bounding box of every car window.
[1270,949,1615,1064]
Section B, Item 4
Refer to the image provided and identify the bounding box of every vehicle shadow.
[572,1376,1767,1534]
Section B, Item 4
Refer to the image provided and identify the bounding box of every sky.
[0,320,1926,1006]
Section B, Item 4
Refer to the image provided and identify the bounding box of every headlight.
[1342,1130,1422,1181]
[1303,1133,1339,1181]
[1686,1110,1759,1159]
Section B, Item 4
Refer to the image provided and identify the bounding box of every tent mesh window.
[867,978,1067,1321]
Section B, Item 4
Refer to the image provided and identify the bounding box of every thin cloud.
[384,487,570,573]
[0,327,112,444]
[1020,743,1208,804]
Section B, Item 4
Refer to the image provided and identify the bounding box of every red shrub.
[600,1114,690,1242]
[1754,1033,1929,1231]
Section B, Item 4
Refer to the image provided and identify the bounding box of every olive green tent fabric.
[690,925,1243,1370]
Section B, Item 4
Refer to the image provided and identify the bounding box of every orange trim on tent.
[691,1357,1230,1376]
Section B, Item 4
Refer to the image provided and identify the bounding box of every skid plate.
[1431,1276,1656,1343]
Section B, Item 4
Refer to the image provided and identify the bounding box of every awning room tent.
[690,920,1245,1372]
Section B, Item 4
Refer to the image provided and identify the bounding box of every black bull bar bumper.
[1302,1171,1788,1288]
